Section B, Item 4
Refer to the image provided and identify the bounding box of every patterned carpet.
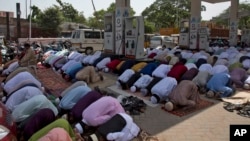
[36,67,72,97]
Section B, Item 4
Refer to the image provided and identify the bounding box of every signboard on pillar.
[229,21,238,46]
[189,16,200,49]
[179,19,189,47]
[199,27,209,50]
[115,7,129,55]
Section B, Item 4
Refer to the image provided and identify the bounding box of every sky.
[0,0,248,20]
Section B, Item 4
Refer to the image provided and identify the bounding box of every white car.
[149,35,176,49]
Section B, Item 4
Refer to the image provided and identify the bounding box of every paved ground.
[92,72,250,141]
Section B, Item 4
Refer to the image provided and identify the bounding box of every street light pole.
[29,0,32,41]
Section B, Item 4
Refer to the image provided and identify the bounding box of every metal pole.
[26,0,27,19]
[29,0,32,41]
[177,0,179,28]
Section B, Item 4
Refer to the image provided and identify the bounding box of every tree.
[142,0,191,30]
[213,3,250,29]
[88,9,106,29]
[87,2,135,29]
[28,5,41,23]
[56,0,86,23]
[36,6,64,36]
[144,20,156,33]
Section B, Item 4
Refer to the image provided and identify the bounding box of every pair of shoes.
[223,103,236,112]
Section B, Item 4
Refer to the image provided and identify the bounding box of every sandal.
[223,103,236,112]
[133,130,159,141]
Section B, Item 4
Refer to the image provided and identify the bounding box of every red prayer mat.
[36,67,71,96]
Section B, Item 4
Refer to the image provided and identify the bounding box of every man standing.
[19,43,36,67]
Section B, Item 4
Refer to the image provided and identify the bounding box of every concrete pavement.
[91,72,250,141]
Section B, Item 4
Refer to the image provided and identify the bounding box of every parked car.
[149,35,176,49]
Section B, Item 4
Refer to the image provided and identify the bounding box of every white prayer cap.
[140,88,148,96]
[116,81,121,88]
[244,84,250,90]
[103,67,109,73]
[150,96,158,104]
[75,123,83,134]
[219,52,229,59]
[130,86,136,93]
[1,96,6,103]
[207,90,215,98]
[55,98,60,105]
[164,101,174,111]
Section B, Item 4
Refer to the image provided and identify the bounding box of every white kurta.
[12,95,58,122]
[151,77,177,102]
[242,59,250,69]
[106,113,140,141]
[88,51,102,65]
[211,65,229,75]
[118,69,135,83]
[214,58,229,66]
[152,64,171,78]
[61,60,78,72]
[5,86,43,112]
[185,63,197,70]
[132,75,153,89]
[96,57,111,70]
[3,71,42,95]
[2,61,19,75]
[198,64,213,74]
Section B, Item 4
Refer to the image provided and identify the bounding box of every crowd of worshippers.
[115,46,250,111]
[2,42,250,140]
[0,71,146,140]
[0,43,152,141]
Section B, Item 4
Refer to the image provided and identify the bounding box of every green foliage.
[144,20,156,33]
[142,0,191,30]
[213,3,250,29]
[36,6,64,36]
[29,5,42,22]
[87,2,136,29]
[56,0,86,23]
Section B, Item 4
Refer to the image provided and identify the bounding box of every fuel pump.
[124,16,144,59]
[179,19,189,48]
[104,13,115,54]
[198,27,209,50]
[189,16,200,49]
[241,29,250,46]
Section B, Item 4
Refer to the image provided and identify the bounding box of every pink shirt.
[82,96,125,126]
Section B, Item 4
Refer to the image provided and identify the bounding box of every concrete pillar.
[6,12,10,41]
[16,3,21,40]
[189,0,201,49]
[116,0,130,7]
[229,0,239,46]
[115,0,130,55]
[191,0,201,17]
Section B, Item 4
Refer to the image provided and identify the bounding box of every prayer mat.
[36,67,71,97]
[162,98,214,117]
[108,85,158,107]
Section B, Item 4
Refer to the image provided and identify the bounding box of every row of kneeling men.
[0,68,149,141]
